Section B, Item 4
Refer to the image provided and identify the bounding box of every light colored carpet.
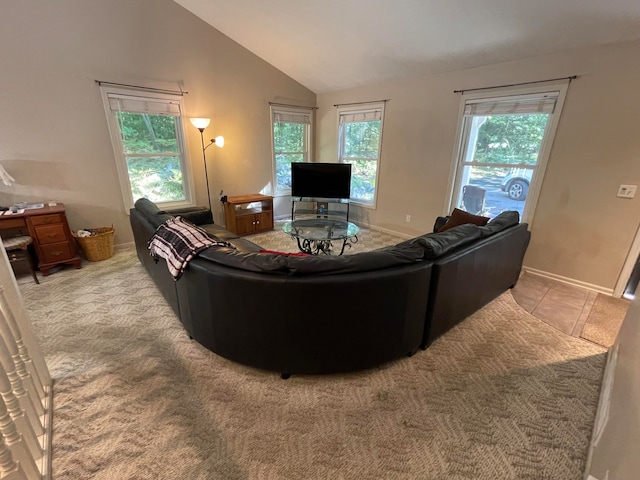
[19,245,607,479]
[580,294,630,348]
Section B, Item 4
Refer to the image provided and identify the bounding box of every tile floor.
[511,271,599,338]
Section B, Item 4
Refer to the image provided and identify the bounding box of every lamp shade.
[214,136,225,148]
[190,118,211,129]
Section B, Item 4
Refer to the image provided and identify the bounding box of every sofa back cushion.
[134,198,174,229]
[477,210,520,237]
[398,224,482,259]
[198,242,426,276]
[398,210,521,260]
[285,243,426,275]
[166,206,213,225]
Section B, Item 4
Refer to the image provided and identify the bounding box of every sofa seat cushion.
[228,238,262,253]
[200,224,240,241]
[198,225,261,253]
[198,248,291,273]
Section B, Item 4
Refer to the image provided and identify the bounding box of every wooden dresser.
[0,203,81,275]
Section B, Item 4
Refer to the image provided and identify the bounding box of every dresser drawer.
[34,224,67,244]
[0,217,27,229]
[40,242,73,263]
[30,214,63,226]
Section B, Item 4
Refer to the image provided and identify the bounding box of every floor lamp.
[189,118,224,210]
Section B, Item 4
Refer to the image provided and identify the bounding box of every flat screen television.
[291,162,352,199]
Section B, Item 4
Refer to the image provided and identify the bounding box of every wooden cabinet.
[0,204,81,276]
[224,194,274,235]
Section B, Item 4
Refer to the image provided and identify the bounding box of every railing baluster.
[0,395,40,479]
[0,312,44,420]
[0,334,43,441]
[0,288,46,404]
[0,364,42,465]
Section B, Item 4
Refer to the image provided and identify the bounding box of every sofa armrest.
[166,206,213,225]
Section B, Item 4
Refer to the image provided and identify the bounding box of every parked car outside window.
[501,168,533,201]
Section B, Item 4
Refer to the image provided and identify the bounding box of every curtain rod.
[453,76,577,94]
[269,101,318,110]
[333,99,389,107]
[95,80,188,96]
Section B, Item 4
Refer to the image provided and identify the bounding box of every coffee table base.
[295,235,358,255]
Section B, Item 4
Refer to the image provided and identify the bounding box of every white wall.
[316,40,640,291]
[585,285,640,480]
[0,0,315,244]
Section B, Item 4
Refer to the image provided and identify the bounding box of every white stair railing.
[0,244,51,480]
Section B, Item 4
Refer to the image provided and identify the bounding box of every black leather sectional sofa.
[130,198,530,376]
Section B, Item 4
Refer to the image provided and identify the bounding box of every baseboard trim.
[367,224,414,239]
[523,266,614,296]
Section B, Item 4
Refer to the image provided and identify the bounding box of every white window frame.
[270,106,313,197]
[446,83,568,224]
[99,86,195,212]
[337,102,385,208]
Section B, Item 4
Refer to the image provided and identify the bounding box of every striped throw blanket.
[148,216,234,280]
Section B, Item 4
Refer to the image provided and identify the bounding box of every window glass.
[338,104,385,206]
[100,87,192,210]
[450,91,563,223]
[118,112,179,154]
[125,156,185,203]
[271,107,312,195]
[456,113,549,219]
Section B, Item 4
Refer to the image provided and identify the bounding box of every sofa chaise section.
[420,214,531,347]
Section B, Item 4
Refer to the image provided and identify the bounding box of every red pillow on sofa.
[437,208,489,232]
[259,249,310,257]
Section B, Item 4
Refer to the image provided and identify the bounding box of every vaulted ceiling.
[174,0,640,93]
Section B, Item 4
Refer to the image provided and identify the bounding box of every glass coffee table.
[282,218,359,255]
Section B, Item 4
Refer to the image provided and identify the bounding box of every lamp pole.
[197,128,213,210]
[190,118,224,211]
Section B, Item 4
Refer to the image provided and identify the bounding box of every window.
[338,103,385,206]
[448,87,567,223]
[100,86,194,210]
[271,107,313,195]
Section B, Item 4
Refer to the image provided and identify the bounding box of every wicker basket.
[73,226,115,261]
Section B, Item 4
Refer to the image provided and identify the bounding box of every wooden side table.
[223,194,274,235]
[0,204,81,275]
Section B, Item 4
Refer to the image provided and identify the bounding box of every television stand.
[224,194,274,235]
[291,197,350,222]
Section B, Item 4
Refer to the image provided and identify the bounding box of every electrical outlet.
[405,214,411,223]
[617,184,637,198]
